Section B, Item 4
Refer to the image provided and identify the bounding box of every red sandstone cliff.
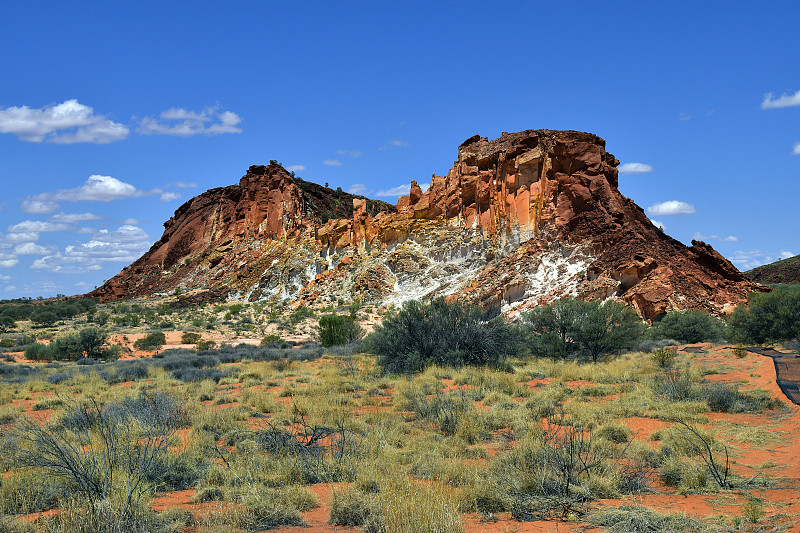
[92,130,761,319]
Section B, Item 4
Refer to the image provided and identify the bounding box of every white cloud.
[3,232,39,243]
[323,159,342,166]
[780,250,796,259]
[175,181,197,188]
[0,99,129,143]
[647,200,696,216]
[348,184,369,195]
[55,175,139,201]
[692,232,739,243]
[160,192,181,202]
[793,142,800,155]
[27,175,144,206]
[4,286,15,292]
[138,106,242,136]
[21,199,59,214]
[730,250,780,270]
[761,89,800,109]
[8,220,72,233]
[618,162,653,173]
[286,165,306,172]
[389,139,409,147]
[650,220,666,231]
[14,242,47,255]
[679,113,691,121]
[0,253,18,268]
[0,274,10,280]
[31,225,150,273]
[122,218,139,225]
[50,212,103,223]
[376,182,431,198]
[336,150,363,158]
[93,225,149,244]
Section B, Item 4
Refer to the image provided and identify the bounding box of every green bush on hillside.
[523,297,645,362]
[728,284,800,344]
[364,298,516,374]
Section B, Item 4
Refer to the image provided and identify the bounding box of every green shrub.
[365,298,516,374]
[196,340,217,351]
[181,332,202,344]
[134,331,167,351]
[728,285,800,344]
[651,310,725,343]
[260,334,282,346]
[317,313,363,347]
[0,315,15,332]
[30,310,58,327]
[523,298,645,361]
[24,342,50,361]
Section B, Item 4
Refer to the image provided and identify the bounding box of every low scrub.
[365,298,516,373]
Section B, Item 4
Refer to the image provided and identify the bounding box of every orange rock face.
[92,130,762,320]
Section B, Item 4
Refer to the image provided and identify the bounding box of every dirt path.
[746,346,800,405]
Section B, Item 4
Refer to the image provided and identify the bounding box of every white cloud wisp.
[647,200,696,216]
[138,107,242,136]
[618,162,654,173]
[0,99,129,143]
[761,89,800,109]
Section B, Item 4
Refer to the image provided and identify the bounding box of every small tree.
[523,298,645,362]
[30,310,58,327]
[317,314,363,347]
[79,327,108,359]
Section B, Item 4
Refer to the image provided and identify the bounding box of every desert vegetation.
[0,290,797,532]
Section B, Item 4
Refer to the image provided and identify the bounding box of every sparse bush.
[652,346,677,368]
[589,505,709,532]
[181,332,202,344]
[9,391,187,523]
[523,298,645,362]
[329,487,379,527]
[365,298,516,374]
[651,310,725,344]
[196,339,217,350]
[317,313,363,347]
[134,331,167,351]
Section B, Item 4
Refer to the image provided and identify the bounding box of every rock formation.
[92,130,761,320]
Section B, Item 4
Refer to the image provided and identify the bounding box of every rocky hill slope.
[746,254,800,285]
[92,129,761,320]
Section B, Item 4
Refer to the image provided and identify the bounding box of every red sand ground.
[8,344,800,532]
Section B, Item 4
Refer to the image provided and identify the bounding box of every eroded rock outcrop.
[92,130,761,319]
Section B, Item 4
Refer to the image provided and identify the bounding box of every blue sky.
[1,1,798,298]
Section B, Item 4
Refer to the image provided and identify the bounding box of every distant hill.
[746,255,800,284]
